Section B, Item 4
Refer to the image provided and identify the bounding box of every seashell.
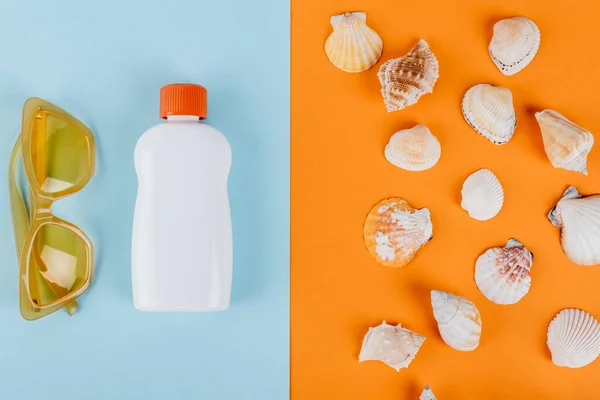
[324,12,383,73]
[462,84,516,145]
[489,16,540,76]
[548,186,600,265]
[547,308,600,368]
[384,125,441,171]
[535,109,594,175]
[419,385,437,400]
[431,290,482,351]
[378,40,439,112]
[364,198,433,267]
[358,321,425,371]
[475,238,533,305]
[461,169,504,221]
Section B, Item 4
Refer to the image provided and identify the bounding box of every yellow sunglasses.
[8,98,95,320]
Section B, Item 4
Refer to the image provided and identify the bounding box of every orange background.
[291,0,600,398]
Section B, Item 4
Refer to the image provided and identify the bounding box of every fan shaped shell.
[378,40,439,112]
[547,308,600,368]
[384,125,441,171]
[364,198,433,267]
[358,321,425,371]
[462,84,516,145]
[536,109,594,175]
[489,16,540,75]
[548,186,600,265]
[324,12,383,73]
[461,169,504,221]
[475,238,533,304]
[431,290,482,351]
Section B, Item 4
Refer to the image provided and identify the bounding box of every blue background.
[0,1,289,399]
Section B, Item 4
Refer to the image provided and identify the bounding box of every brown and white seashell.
[535,109,594,175]
[325,12,383,73]
[549,186,600,266]
[358,321,425,371]
[384,125,441,171]
[378,40,439,112]
[462,84,516,145]
[431,290,482,351]
[489,16,540,76]
[547,308,600,368]
[475,238,533,305]
[419,385,437,400]
[364,198,433,267]
[461,168,504,221]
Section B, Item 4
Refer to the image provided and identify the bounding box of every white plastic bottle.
[132,83,232,311]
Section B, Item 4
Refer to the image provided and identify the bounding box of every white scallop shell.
[475,238,533,305]
[549,186,600,265]
[358,321,425,371]
[462,84,517,145]
[461,169,504,221]
[489,16,540,76]
[536,109,594,175]
[419,385,436,400]
[547,308,600,368]
[384,125,441,171]
[431,290,482,351]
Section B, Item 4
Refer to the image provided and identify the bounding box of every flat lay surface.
[291,0,600,398]
[0,1,289,398]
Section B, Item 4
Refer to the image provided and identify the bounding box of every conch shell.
[475,238,533,305]
[384,125,441,171]
[358,321,425,371]
[547,308,600,368]
[549,186,600,266]
[419,385,437,400]
[461,168,504,221]
[535,109,594,175]
[489,16,540,76]
[378,40,439,112]
[431,290,482,351]
[462,84,516,145]
[325,12,383,73]
[364,198,433,267]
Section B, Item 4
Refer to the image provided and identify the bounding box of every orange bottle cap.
[159,83,207,119]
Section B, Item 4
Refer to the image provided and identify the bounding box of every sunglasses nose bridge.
[33,197,53,219]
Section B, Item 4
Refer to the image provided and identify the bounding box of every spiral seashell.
[431,290,482,351]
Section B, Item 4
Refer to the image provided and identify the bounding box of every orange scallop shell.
[364,198,433,267]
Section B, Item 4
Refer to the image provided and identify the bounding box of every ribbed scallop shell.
[536,109,594,175]
[461,169,504,221]
[431,290,482,351]
[419,385,437,400]
[358,321,425,371]
[462,84,517,145]
[548,186,600,266]
[378,40,439,112]
[384,125,441,171]
[489,16,540,76]
[364,198,433,267]
[547,308,600,368]
[324,12,383,73]
[475,238,533,305]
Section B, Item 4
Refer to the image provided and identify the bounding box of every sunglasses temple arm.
[9,137,78,316]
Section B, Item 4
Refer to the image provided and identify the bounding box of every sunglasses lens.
[30,112,91,194]
[23,223,90,314]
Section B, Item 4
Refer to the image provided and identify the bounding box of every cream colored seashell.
[475,238,533,305]
[535,109,594,175]
[378,40,439,112]
[461,169,504,221]
[431,290,481,351]
[358,321,425,371]
[384,125,441,171]
[549,186,600,266]
[462,84,516,145]
[547,308,600,368]
[324,12,383,73]
[419,385,437,400]
[489,16,540,76]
